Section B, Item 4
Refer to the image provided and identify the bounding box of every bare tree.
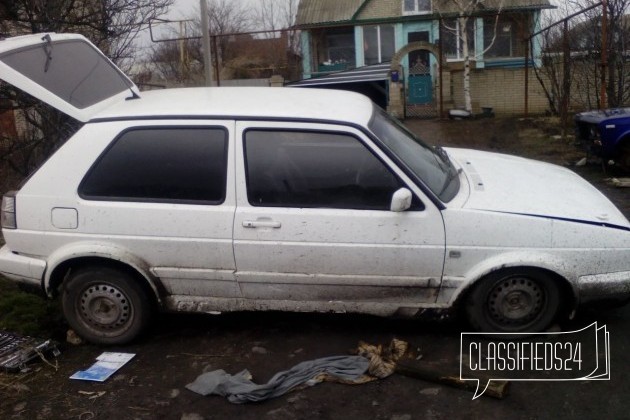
[148,38,204,85]
[255,0,298,33]
[529,2,578,116]
[437,0,503,113]
[143,0,302,86]
[202,0,252,64]
[0,0,173,69]
[0,0,173,177]
[252,0,301,78]
[533,0,630,113]
[574,0,630,108]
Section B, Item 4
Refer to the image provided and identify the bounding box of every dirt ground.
[0,117,629,420]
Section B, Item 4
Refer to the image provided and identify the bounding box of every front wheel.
[465,268,561,333]
[62,266,152,345]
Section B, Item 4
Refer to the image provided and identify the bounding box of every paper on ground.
[70,352,135,382]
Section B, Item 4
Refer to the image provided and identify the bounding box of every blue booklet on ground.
[70,352,135,382]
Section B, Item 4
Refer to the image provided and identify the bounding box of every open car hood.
[0,33,140,122]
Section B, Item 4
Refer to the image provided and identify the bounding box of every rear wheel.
[465,268,560,333]
[62,266,152,345]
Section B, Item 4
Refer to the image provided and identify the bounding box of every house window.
[484,16,518,58]
[442,19,475,61]
[363,25,395,65]
[318,27,356,71]
[403,0,431,14]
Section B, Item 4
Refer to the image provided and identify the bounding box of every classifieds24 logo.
[460,322,610,399]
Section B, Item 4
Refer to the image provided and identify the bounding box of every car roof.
[91,87,375,126]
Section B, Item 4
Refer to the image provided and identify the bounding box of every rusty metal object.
[395,359,510,399]
[0,331,59,372]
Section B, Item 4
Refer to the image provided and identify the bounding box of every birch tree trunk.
[460,15,473,113]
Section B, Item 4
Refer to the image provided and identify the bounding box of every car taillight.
[1,191,17,229]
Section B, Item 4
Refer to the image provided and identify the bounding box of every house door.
[408,61,432,104]
[405,30,436,118]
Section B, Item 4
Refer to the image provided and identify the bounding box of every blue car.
[574,108,630,169]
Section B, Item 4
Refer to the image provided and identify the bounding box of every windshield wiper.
[437,166,462,197]
[434,146,450,164]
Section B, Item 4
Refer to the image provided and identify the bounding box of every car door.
[233,121,446,306]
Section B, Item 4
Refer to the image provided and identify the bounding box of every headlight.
[589,127,601,145]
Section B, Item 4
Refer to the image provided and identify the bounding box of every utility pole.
[600,0,608,109]
[200,0,213,86]
[179,20,186,82]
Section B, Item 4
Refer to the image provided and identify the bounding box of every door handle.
[242,220,281,229]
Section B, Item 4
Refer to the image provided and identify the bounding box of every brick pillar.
[269,75,285,87]
[387,81,405,119]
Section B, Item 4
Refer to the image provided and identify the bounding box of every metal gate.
[406,61,436,118]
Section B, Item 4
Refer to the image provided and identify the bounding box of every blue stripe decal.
[479,210,630,232]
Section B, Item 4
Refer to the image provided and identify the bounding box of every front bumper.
[0,245,46,289]
[577,271,630,304]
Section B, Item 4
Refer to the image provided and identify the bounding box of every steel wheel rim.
[487,276,545,328]
[78,283,133,335]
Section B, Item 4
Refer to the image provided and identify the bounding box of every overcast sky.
[168,0,203,20]
[136,0,199,54]
[137,0,258,53]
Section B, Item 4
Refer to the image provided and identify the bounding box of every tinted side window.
[244,130,404,210]
[80,127,227,203]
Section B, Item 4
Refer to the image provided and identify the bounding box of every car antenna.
[41,34,52,72]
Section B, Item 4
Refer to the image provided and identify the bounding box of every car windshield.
[368,106,460,202]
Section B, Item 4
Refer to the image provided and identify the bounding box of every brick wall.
[357,0,401,20]
[449,66,550,115]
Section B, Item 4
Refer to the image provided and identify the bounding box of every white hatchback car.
[1,34,629,344]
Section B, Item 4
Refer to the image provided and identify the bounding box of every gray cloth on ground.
[185,355,370,404]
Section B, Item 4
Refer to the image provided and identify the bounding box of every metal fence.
[525,1,629,122]
[143,21,302,88]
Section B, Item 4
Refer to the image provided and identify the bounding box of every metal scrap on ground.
[0,331,59,372]
[606,178,630,188]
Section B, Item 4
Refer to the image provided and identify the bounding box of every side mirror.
[390,188,412,212]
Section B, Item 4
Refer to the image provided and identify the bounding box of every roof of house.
[296,0,553,27]
[288,63,391,87]
[296,0,365,26]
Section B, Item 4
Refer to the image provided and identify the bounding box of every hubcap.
[79,284,132,331]
[487,276,544,327]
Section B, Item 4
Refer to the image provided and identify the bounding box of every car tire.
[62,265,152,345]
[465,268,560,333]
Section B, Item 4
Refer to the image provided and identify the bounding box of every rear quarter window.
[79,127,227,204]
